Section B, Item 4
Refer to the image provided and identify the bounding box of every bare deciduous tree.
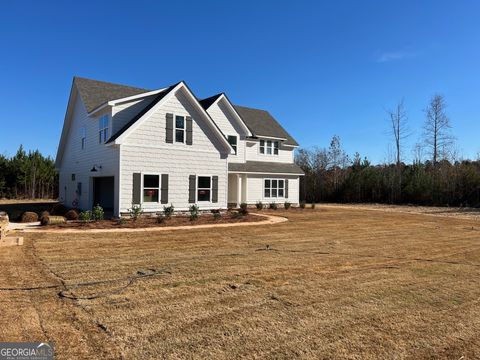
[423,94,453,165]
[386,99,410,166]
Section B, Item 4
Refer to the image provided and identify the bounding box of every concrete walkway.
[11,213,288,234]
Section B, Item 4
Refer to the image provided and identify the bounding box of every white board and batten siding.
[119,89,228,213]
[58,92,120,214]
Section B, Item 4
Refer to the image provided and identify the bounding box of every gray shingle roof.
[74,77,150,113]
[233,105,299,146]
[228,161,304,175]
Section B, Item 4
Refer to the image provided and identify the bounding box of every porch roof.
[228,161,304,175]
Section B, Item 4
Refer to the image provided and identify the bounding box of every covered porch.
[228,173,247,207]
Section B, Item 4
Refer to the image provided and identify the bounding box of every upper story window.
[260,139,279,155]
[143,174,159,203]
[80,127,86,150]
[98,115,109,144]
[227,135,238,155]
[197,176,211,202]
[175,115,185,143]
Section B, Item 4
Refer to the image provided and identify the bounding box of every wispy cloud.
[375,50,418,63]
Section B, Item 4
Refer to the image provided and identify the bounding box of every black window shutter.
[166,113,174,143]
[188,175,196,203]
[186,116,193,145]
[285,179,289,198]
[212,176,218,203]
[161,174,169,204]
[132,173,141,204]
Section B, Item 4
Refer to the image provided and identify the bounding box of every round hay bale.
[43,216,66,226]
[65,209,79,221]
[40,215,50,226]
[51,203,68,216]
[21,212,39,223]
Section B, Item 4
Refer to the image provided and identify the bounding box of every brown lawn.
[1,206,480,359]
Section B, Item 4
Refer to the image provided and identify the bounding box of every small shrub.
[40,215,50,226]
[92,204,104,221]
[65,209,79,221]
[213,212,222,220]
[51,203,68,216]
[163,204,175,218]
[269,202,278,210]
[255,201,264,210]
[311,203,316,209]
[299,201,306,209]
[40,211,50,218]
[239,202,249,215]
[128,204,143,221]
[79,210,92,221]
[284,201,291,210]
[117,217,127,226]
[189,204,199,221]
[21,211,38,223]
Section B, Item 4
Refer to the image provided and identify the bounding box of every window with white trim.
[264,179,285,198]
[175,115,185,143]
[197,176,211,202]
[98,115,109,144]
[80,127,86,150]
[227,135,237,155]
[260,140,279,155]
[143,174,159,203]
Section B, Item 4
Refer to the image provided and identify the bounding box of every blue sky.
[1,0,479,163]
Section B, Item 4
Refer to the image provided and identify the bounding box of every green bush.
[239,202,249,215]
[255,201,264,210]
[299,201,306,209]
[92,204,104,221]
[128,204,143,221]
[269,202,278,210]
[213,212,222,220]
[79,210,92,221]
[163,204,175,218]
[189,204,199,221]
[284,201,291,210]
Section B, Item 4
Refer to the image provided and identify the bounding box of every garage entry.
[93,177,114,212]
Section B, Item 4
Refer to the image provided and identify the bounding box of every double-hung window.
[197,176,211,202]
[264,179,285,198]
[227,135,238,155]
[80,127,86,150]
[175,115,185,143]
[98,115,109,144]
[259,139,279,155]
[143,174,160,203]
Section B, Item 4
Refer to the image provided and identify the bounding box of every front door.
[93,177,114,212]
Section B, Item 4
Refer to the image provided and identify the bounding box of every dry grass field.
[1,206,480,359]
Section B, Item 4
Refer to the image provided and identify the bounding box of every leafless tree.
[386,99,410,166]
[423,94,453,165]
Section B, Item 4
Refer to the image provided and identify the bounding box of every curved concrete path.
[11,213,288,234]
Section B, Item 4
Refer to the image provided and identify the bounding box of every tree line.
[296,94,480,207]
[0,145,58,199]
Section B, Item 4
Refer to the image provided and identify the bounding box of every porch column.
[236,174,242,207]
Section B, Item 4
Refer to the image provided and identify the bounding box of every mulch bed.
[44,212,264,229]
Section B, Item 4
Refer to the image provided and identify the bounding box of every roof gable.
[74,77,150,113]
[234,105,299,146]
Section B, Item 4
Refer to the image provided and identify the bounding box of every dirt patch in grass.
[44,212,264,229]
[2,206,480,358]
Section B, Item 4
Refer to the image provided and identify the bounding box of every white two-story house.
[55,77,304,217]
